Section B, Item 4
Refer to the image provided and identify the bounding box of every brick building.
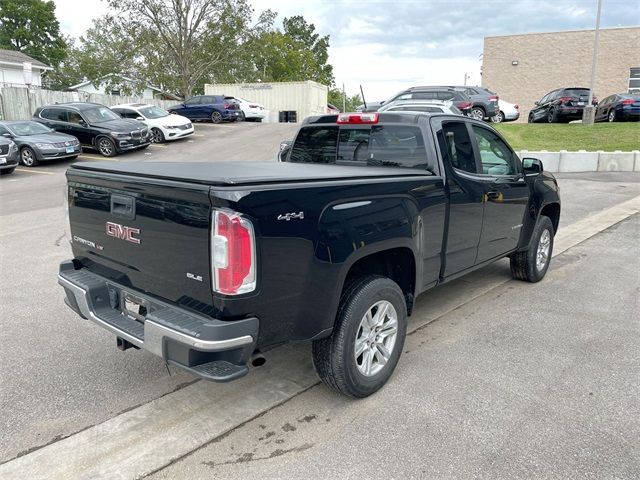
[482,27,640,121]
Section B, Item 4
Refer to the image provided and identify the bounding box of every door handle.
[486,190,501,200]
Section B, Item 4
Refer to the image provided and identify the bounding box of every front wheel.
[528,112,535,123]
[20,147,39,167]
[312,275,407,398]
[510,215,554,283]
[97,136,117,157]
[150,128,165,143]
[0,167,15,175]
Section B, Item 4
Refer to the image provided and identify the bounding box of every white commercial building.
[205,80,328,122]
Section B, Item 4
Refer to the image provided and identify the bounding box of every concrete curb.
[518,150,640,173]
[1,195,639,480]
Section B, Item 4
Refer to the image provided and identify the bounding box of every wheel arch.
[540,202,560,234]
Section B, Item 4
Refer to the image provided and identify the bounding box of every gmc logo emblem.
[106,222,141,244]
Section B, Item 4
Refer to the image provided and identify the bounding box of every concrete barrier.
[518,150,640,173]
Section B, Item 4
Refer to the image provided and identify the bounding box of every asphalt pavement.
[0,121,638,476]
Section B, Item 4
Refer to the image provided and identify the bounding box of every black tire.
[150,128,165,143]
[20,146,39,167]
[238,111,246,122]
[211,111,223,124]
[510,215,554,283]
[608,110,616,122]
[491,111,505,123]
[312,275,408,398]
[470,107,485,121]
[528,112,535,123]
[0,167,16,175]
[547,109,557,123]
[96,136,117,157]
[67,155,78,160]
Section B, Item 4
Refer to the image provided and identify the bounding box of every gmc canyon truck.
[58,112,560,398]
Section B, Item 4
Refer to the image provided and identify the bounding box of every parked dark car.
[374,87,473,116]
[594,93,640,122]
[444,86,499,120]
[0,136,19,175]
[33,102,150,157]
[58,111,560,398]
[0,120,80,167]
[528,88,598,123]
[168,95,242,123]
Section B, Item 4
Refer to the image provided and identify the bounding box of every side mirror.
[534,101,540,106]
[523,157,543,176]
[79,119,87,127]
[279,140,292,162]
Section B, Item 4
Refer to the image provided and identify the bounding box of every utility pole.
[342,82,346,112]
[463,72,471,86]
[583,0,602,125]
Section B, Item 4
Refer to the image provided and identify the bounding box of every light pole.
[583,0,602,125]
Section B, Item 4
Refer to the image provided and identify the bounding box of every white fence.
[0,87,179,120]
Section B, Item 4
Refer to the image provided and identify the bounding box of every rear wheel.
[510,215,554,283]
[312,275,407,398]
[97,136,117,157]
[491,111,505,123]
[211,111,223,124]
[547,109,557,123]
[470,107,485,121]
[608,110,616,122]
[238,111,246,122]
[150,128,165,143]
[20,147,39,167]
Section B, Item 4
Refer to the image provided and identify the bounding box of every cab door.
[470,124,529,263]
[65,110,93,146]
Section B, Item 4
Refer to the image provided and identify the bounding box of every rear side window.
[185,97,201,105]
[40,108,66,121]
[289,126,338,164]
[437,121,477,173]
[289,125,428,169]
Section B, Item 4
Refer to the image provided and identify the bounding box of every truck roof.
[68,161,432,186]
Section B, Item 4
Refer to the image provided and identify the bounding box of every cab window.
[184,97,201,105]
[437,121,477,174]
[471,125,517,176]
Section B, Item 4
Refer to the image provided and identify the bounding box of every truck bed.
[69,161,431,186]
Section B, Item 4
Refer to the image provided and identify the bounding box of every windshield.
[83,107,121,123]
[139,106,169,119]
[6,121,52,136]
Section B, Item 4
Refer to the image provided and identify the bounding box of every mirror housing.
[79,119,87,127]
[534,101,540,106]
[523,157,543,176]
[278,140,292,162]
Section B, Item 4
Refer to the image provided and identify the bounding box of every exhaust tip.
[251,353,266,367]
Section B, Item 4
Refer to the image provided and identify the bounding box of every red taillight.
[514,104,519,110]
[337,112,379,124]
[223,103,232,109]
[249,104,259,108]
[458,102,472,109]
[558,96,572,104]
[211,210,256,295]
[489,95,499,102]
[622,99,635,105]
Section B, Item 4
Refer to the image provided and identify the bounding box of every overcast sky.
[52,0,638,100]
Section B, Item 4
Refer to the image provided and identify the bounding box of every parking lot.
[0,122,639,478]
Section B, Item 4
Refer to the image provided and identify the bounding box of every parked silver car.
[0,136,19,175]
[0,120,80,167]
[377,99,464,115]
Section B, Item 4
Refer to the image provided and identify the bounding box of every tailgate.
[66,168,214,310]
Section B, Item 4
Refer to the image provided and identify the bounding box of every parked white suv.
[111,103,194,143]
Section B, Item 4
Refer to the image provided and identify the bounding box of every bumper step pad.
[169,360,249,382]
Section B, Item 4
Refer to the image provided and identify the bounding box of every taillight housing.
[558,96,572,104]
[211,209,256,295]
[223,103,232,109]
[489,95,499,102]
[458,101,472,110]
[514,104,519,110]
[336,112,379,124]
[622,99,635,105]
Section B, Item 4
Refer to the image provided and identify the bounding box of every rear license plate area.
[122,292,148,321]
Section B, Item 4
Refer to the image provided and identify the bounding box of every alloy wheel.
[354,300,398,377]
[536,229,551,272]
[471,108,484,121]
[608,110,615,122]
[150,128,163,143]
[211,112,222,124]
[21,148,36,166]
[491,111,504,123]
[98,138,114,156]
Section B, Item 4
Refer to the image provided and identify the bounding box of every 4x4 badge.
[277,212,304,221]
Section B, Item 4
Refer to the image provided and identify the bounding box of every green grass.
[493,123,640,152]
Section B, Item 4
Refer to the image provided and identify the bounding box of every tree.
[0,0,67,67]
[106,0,274,98]
[328,88,362,112]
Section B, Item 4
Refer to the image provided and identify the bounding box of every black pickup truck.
[58,112,560,398]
